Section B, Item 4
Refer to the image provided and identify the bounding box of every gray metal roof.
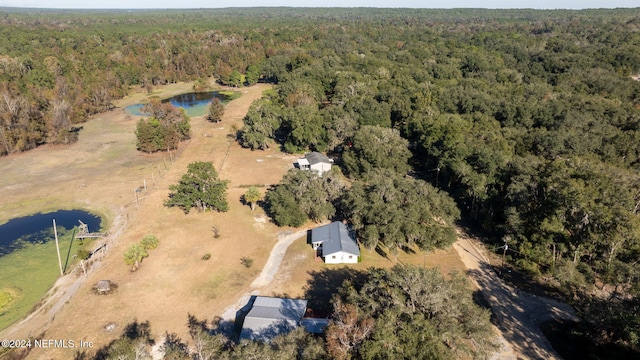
[240,296,308,341]
[304,152,331,165]
[311,222,360,256]
[300,318,330,334]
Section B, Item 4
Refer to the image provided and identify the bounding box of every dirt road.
[453,229,579,360]
[220,228,311,322]
[250,229,311,288]
[0,82,303,359]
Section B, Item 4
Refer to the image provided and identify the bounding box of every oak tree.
[165,161,229,214]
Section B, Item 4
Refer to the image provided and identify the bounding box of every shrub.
[141,235,159,250]
[212,225,221,239]
[76,249,90,260]
[124,243,148,271]
[240,257,254,268]
[201,253,211,261]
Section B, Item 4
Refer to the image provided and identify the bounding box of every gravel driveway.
[453,229,579,360]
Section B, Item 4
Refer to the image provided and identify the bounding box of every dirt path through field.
[453,229,579,360]
[219,228,312,323]
[250,229,310,288]
[0,82,307,359]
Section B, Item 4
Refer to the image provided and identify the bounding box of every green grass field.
[0,229,90,330]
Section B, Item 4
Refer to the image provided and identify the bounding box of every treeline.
[1,8,639,156]
[230,9,640,352]
[2,7,640,351]
[0,8,268,155]
[86,266,495,360]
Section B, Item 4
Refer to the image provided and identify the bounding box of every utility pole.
[53,219,63,276]
[502,237,509,268]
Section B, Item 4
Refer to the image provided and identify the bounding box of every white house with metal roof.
[311,221,360,264]
[239,296,308,342]
[297,152,333,176]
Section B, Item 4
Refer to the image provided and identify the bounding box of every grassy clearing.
[0,229,91,330]
[197,272,227,300]
[266,234,468,300]
[218,90,242,100]
[0,288,22,312]
[1,83,412,358]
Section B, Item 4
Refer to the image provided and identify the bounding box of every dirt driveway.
[0,82,305,359]
[453,229,579,360]
[1,80,577,360]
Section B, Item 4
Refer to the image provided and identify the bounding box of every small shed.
[311,222,360,264]
[240,296,308,342]
[297,152,333,176]
[95,280,112,294]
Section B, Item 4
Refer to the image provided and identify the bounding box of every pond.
[125,91,235,117]
[0,209,103,330]
[0,209,102,257]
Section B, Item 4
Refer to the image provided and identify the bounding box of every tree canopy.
[165,161,229,214]
[135,99,190,153]
[264,169,344,226]
[342,169,460,252]
[207,98,225,123]
[328,265,497,360]
[3,7,640,351]
[342,125,411,179]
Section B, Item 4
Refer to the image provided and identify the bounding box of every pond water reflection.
[125,91,232,117]
[0,210,101,257]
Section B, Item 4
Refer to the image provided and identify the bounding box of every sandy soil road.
[453,229,579,360]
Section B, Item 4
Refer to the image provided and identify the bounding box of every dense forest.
[2,6,640,356]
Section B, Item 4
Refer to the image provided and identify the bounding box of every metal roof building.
[239,296,308,341]
[311,222,360,264]
[297,152,333,176]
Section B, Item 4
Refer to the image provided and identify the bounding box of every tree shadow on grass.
[303,267,368,316]
[494,263,565,300]
[375,245,387,259]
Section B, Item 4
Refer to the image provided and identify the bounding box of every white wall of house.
[297,158,310,170]
[310,162,332,176]
[324,251,358,264]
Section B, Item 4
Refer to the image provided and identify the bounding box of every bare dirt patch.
[265,232,468,300]
[0,80,539,360]
[453,228,579,360]
[0,82,303,359]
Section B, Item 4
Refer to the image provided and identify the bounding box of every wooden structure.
[96,280,111,293]
[76,220,107,239]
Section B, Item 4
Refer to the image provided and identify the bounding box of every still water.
[0,210,101,257]
[125,91,230,117]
